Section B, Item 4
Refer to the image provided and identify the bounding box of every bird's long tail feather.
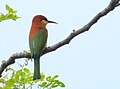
[33,58,41,80]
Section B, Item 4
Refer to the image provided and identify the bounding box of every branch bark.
[0,0,120,77]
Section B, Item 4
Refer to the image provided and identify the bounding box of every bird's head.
[32,15,57,28]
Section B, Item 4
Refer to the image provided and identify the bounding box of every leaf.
[46,76,52,82]
[6,4,15,13]
[6,4,10,11]
[5,79,15,87]
[51,82,58,88]
[51,75,59,81]
[23,50,30,53]
[24,68,30,74]
[41,73,45,81]
[33,79,39,83]
[0,4,20,22]
[0,78,5,83]
[55,80,65,87]
[39,82,47,87]
[45,82,52,88]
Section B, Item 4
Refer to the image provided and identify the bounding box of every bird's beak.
[48,20,58,24]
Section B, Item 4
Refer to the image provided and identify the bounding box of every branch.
[0,0,120,77]
[115,3,120,7]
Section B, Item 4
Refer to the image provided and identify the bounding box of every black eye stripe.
[43,18,47,21]
[41,16,47,21]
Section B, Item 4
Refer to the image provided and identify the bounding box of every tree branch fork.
[0,0,120,77]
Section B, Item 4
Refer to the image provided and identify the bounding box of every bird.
[29,15,57,80]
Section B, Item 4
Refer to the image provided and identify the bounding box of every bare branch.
[0,52,31,77]
[42,0,120,55]
[0,0,120,77]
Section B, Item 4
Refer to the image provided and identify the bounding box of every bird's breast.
[29,25,47,37]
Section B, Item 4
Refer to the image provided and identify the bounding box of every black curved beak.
[48,20,58,24]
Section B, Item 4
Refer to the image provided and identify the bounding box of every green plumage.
[29,29,48,80]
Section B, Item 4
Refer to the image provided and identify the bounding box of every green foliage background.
[0,4,20,22]
[0,65,65,89]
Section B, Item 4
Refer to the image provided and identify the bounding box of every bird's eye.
[41,16,47,21]
[43,18,47,21]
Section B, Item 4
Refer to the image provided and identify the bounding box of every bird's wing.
[29,29,48,58]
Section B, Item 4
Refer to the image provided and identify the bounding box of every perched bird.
[29,15,57,80]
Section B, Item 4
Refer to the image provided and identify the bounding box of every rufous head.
[32,15,57,28]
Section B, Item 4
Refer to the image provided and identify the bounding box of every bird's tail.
[33,58,41,80]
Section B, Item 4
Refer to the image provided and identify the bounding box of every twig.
[115,3,120,7]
